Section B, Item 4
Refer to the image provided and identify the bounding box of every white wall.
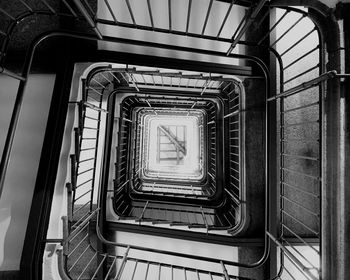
[0,74,55,270]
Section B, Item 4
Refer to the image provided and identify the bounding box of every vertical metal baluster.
[145,262,150,280]
[227,0,268,55]
[125,0,136,25]
[147,0,154,28]
[114,246,130,280]
[18,0,33,12]
[40,0,56,14]
[202,0,213,35]
[186,0,192,34]
[200,206,209,233]
[62,0,78,17]
[131,260,138,280]
[90,254,107,279]
[139,201,149,224]
[168,0,172,31]
[216,1,234,38]
[77,252,97,280]
[68,245,90,271]
[109,71,121,83]
[158,264,161,280]
[220,261,230,280]
[104,0,118,23]
[104,256,117,280]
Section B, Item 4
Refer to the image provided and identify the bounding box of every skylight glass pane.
[140,109,205,181]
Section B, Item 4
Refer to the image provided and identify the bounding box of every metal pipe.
[226,0,268,55]
[282,101,319,114]
[282,238,319,269]
[267,232,319,280]
[202,0,213,35]
[217,1,234,38]
[125,72,140,91]
[87,86,103,95]
[63,208,99,245]
[108,71,121,83]
[77,252,97,280]
[0,66,26,81]
[200,80,210,95]
[0,7,16,20]
[270,14,305,47]
[67,233,89,257]
[168,0,172,31]
[125,0,136,25]
[336,74,350,78]
[258,9,289,45]
[68,244,90,272]
[115,246,130,280]
[284,45,319,70]
[280,27,316,57]
[267,71,337,101]
[71,0,103,39]
[62,0,78,17]
[18,0,33,12]
[83,101,109,113]
[224,110,239,119]
[282,224,320,253]
[40,0,56,14]
[104,0,118,24]
[186,0,192,33]
[220,261,230,280]
[282,210,319,235]
[99,72,112,84]
[283,64,319,84]
[90,254,107,279]
[282,182,319,198]
[282,195,319,216]
[147,0,154,28]
[81,0,95,18]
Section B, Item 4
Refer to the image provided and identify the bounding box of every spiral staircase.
[0,1,349,280]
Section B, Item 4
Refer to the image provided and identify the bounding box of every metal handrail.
[11,32,268,276]
[92,52,271,271]
[0,1,337,279]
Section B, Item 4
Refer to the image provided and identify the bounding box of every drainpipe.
[308,5,343,280]
[334,3,350,280]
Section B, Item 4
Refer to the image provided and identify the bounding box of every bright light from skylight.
[139,109,205,182]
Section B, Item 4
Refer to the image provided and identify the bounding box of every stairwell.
[0,1,344,280]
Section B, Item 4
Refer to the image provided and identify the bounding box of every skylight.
[139,108,205,182]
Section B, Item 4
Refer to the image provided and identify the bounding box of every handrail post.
[61,216,69,256]
[200,206,209,234]
[115,246,130,280]
[71,0,103,39]
[70,154,77,190]
[74,128,80,161]
[138,201,149,225]
[66,183,73,224]
[0,66,26,81]
[220,261,230,280]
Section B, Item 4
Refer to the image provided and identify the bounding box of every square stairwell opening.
[140,108,205,182]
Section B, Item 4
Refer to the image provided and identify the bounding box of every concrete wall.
[0,74,55,270]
